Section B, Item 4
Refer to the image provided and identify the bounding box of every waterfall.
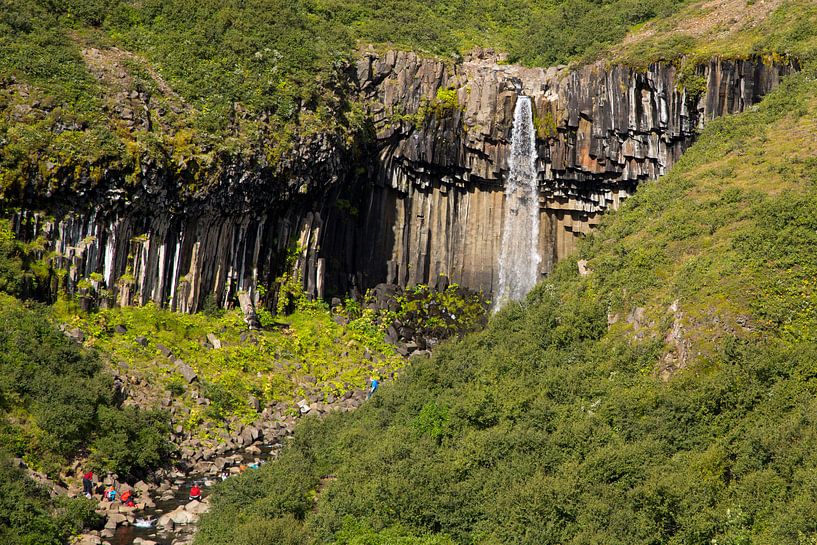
[495,95,541,308]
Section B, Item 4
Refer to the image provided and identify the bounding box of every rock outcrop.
[341,50,794,293]
[9,52,795,308]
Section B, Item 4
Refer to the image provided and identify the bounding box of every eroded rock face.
[342,50,794,293]
[10,52,795,307]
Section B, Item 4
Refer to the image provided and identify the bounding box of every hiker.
[82,470,94,498]
[105,485,117,502]
[366,375,379,400]
[189,483,202,501]
[120,489,135,507]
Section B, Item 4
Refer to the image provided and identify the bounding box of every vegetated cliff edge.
[9,51,794,311]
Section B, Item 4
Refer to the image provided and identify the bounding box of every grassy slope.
[607,0,817,65]
[196,32,817,545]
[55,300,403,435]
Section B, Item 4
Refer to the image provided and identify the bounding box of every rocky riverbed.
[69,384,373,545]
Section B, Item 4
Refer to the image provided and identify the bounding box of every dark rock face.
[10,53,795,309]
[340,51,794,293]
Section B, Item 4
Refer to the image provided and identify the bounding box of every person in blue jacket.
[367,376,380,400]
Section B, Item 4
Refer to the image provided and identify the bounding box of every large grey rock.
[175,360,198,383]
[238,292,261,330]
[206,333,222,349]
[169,506,199,525]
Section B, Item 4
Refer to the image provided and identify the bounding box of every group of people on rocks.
[82,470,138,506]
[83,469,208,505]
[75,377,383,513]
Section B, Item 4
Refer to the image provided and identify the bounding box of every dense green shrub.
[89,406,173,478]
[0,295,173,478]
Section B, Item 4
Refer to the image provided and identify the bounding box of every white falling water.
[495,95,541,308]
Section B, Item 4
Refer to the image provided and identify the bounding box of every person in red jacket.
[82,470,94,498]
[189,483,202,501]
[121,489,135,507]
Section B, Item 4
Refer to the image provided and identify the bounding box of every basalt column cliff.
[14,53,794,310]
[335,51,793,296]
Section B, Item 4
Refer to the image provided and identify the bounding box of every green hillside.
[3,1,817,544]
[195,42,817,545]
[2,0,812,201]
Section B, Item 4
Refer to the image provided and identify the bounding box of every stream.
[111,443,279,545]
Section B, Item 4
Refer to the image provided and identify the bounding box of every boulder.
[175,360,198,383]
[157,513,175,530]
[206,333,222,349]
[238,292,261,330]
[296,399,311,414]
[65,327,85,343]
[134,336,148,347]
[107,513,127,526]
[169,506,199,525]
[185,500,209,515]
[75,534,102,545]
[332,315,349,326]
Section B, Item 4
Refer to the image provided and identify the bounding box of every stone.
[296,399,311,414]
[185,500,210,515]
[206,333,222,349]
[75,534,102,545]
[114,324,127,334]
[238,292,261,330]
[175,360,198,383]
[157,513,175,530]
[332,315,349,326]
[169,506,199,525]
[157,343,173,358]
[65,327,84,343]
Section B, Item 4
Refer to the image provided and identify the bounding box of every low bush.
[0,295,173,479]
[0,449,101,545]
